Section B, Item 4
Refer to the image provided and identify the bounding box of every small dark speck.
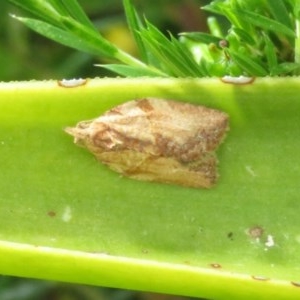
[47,211,56,217]
[227,232,233,240]
[210,263,222,269]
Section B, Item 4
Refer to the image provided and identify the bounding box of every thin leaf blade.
[97,64,167,77]
[123,0,148,63]
[232,9,295,38]
[13,16,118,58]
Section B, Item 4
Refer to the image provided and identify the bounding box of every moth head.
[65,121,92,148]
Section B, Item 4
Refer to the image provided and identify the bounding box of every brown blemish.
[252,275,270,281]
[219,39,229,48]
[47,211,56,217]
[221,76,255,85]
[210,263,222,269]
[57,78,87,88]
[227,232,233,240]
[247,226,264,239]
[291,282,300,287]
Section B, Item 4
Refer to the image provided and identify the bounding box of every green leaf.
[139,22,204,77]
[12,16,118,59]
[264,34,278,74]
[9,0,95,31]
[123,0,148,63]
[207,16,224,38]
[9,0,300,77]
[60,0,97,31]
[2,78,300,300]
[96,64,167,77]
[232,9,295,38]
[9,0,63,27]
[271,62,300,75]
[179,32,222,45]
[230,27,256,45]
[227,49,268,76]
[203,2,249,31]
[266,0,293,29]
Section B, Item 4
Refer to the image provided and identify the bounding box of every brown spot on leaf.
[47,211,56,217]
[247,226,264,239]
[252,275,270,281]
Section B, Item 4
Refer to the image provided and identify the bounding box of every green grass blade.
[12,14,147,70]
[9,0,99,34]
[230,27,256,45]
[227,49,268,76]
[97,64,167,77]
[264,35,278,75]
[266,0,293,29]
[9,0,63,27]
[271,62,300,75]
[203,2,248,31]
[12,16,118,59]
[179,32,222,45]
[294,0,300,70]
[140,37,185,77]
[123,0,148,63]
[169,35,205,77]
[207,16,224,37]
[60,0,98,31]
[9,0,300,77]
[139,22,204,77]
[232,9,295,38]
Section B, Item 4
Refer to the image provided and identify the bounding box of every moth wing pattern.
[65,98,229,188]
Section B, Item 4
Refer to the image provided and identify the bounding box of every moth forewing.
[65,98,229,188]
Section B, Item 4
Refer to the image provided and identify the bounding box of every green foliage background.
[2,0,209,81]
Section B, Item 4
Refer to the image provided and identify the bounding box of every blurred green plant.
[0,275,150,300]
[8,0,300,77]
[5,0,204,80]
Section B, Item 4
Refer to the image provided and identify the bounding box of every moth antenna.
[64,126,88,147]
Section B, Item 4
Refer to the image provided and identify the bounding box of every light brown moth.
[65,98,229,188]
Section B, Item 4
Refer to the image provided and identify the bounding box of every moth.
[65,98,229,188]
